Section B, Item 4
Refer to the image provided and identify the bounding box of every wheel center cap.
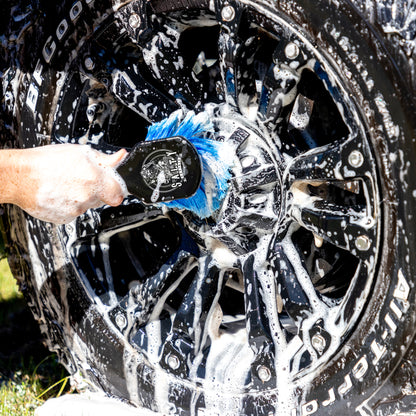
[208,110,285,254]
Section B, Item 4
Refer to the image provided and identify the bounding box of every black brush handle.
[116,136,202,204]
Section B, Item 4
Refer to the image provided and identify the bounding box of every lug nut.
[86,103,105,122]
[348,150,364,168]
[167,354,180,370]
[257,365,271,382]
[284,42,300,60]
[84,56,95,71]
[311,333,326,354]
[355,235,371,251]
[129,13,141,29]
[86,105,97,119]
[115,312,127,329]
[221,5,236,22]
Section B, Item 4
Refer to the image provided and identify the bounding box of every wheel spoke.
[110,247,198,331]
[111,67,178,122]
[160,255,227,376]
[287,132,371,183]
[81,23,179,123]
[287,94,314,133]
[269,238,336,360]
[260,64,300,125]
[290,197,376,261]
[269,240,329,324]
[215,0,245,107]
[217,31,240,107]
[68,201,162,241]
[237,35,264,115]
[242,253,281,387]
[269,244,315,325]
[141,22,204,107]
[243,254,280,349]
[67,205,194,310]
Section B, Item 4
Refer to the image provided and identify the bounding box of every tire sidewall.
[13,0,136,400]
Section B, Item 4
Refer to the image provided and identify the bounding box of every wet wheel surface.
[2,0,416,414]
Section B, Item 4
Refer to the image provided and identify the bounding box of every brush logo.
[141,149,186,197]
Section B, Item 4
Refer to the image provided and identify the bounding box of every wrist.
[0,149,35,206]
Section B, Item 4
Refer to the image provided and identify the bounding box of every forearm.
[0,148,32,206]
[0,145,127,224]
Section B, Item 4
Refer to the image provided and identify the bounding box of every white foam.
[35,393,162,416]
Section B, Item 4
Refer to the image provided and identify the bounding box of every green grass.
[0,258,21,302]
[0,356,70,416]
[0,259,71,415]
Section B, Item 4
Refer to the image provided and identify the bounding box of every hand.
[0,144,128,224]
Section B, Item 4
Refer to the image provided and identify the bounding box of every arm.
[0,144,128,224]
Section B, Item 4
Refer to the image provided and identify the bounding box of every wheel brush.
[116,111,233,218]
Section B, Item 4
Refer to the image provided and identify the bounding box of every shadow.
[0,294,66,385]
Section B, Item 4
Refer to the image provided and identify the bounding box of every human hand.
[2,144,128,224]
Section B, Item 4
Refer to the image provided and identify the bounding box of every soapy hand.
[0,144,128,224]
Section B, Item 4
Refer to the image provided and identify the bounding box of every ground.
[0,258,71,416]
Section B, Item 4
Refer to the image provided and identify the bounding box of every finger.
[99,174,125,207]
[88,148,127,169]
[104,149,128,168]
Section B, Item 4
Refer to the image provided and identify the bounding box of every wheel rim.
[51,0,380,408]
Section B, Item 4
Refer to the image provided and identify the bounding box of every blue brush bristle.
[145,111,232,218]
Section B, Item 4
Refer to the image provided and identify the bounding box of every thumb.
[101,149,128,168]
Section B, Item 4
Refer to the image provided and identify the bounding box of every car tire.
[2,0,416,414]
